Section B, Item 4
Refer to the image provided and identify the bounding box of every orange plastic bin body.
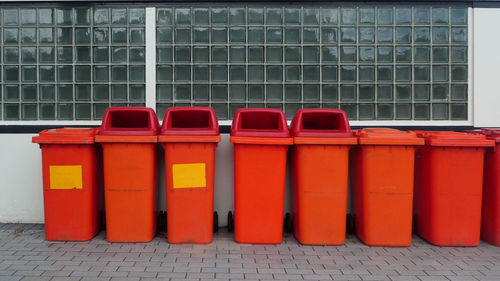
[352,129,423,247]
[159,107,220,244]
[290,109,356,245]
[231,109,292,244]
[33,128,102,241]
[414,131,494,246]
[95,107,159,243]
[480,129,500,246]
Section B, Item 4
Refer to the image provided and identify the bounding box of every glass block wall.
[0,7,146,120]
[156,5,469,121]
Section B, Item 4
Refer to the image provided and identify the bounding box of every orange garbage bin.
[33,128,102,241]
[351,129,423,247]
[159,107,221,244]
[414,131,494,246]
[95,107,160,242]
[290,109,357,245]
[230,108,293,244]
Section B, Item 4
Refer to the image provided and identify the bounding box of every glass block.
[75,28,90,44]
[340,65,356,82]
[432,46,449,63]
[359,85,375,101]
[112,28,127,44]
[75,104,91,120]
[414,7,430,24]
[40,85,55,101]
[414,65,430,81]
[414,84,430,100]
[129,85,145,101]
[286,66,301,82]
[57,66,73,82]
[174,65,190,81]
[56,27,72,44]
[212,8,227,25]
[157,8,173,25]
[175,28,191,44]
[248,27,264,43]
[192,46,208,62]
[396,7,412,24]
[21,28,36,44]
[75,8,90,25]
[432,84,449,101]
[396,65,411,82]
[322,46,338,63]
[111,85,127,101]
[192,65,208,82]
[57,47,73,63]
[340,85,356,101]
[212,46,227,62]
[229,85,245,101]
[452,27,467,43]
[359,8,375,24]
[129,8,145,25]
[22,85,37,101]
[129,47,145,63]
[432,65,449,82]
[131,66,146,82]
[359,104,375,120]
[359,66,374,82]
[212,84,228,101]
[415,27,430,43]
[192,85,208,102]
[212,65,228,82]
[377,47,393,62]
[4,66,19,82]
[4,28,19,44]
[303,66,319,82]
[432,7,449,24]
[4,104,19,120]
[249,46,264,62]
[130,28,145,44]
[359,47,375,62]
[396,27,411,43]
[3,9,19,25]
[157,65,172,82]
[5,47,19,63]
[75,46,90,63]
[322,28,337,43]
[451,84,467,101]
[451,46,467,63]
[451,65,467,82]
[212,103,228,120]
[94,104,109,120]
[111,66,127,82]
[266,66,282,82]
[75,65,91,82]
[111,8,126,25]
[94,27,109,44]
[175,46,191,62]
[395,104,411,120]
[304,47,320,63]
[378,85,393,101]
[433,27,449,43]
[230,46,246,63]
[156,103,172,119]
[57,84,73,101]
[267,85,283,101]
[156,84,172,101]
[230,65,245,82]
[377,104,394,120]
[285,47,301,63]
[340,27,356,43]
[4,85,19,101]
[432,104,448,120]
[75,85,91,101]
[248,8,264,25]
[340,47,356,62]
[94,8,109,24]
[158,47,172,63]
[39,103,55,120]
[378,8,393,25]
[414,46,430,62]
[230,8,246,25]
[191,8,208,25]
[20,103,37,120]
[284,103,301,119]
[112,47,126,63]
[230,104,246,117]
[212,27,227,43]
[396,46,411,62]
[39,66,55,82]
[248,85,264,101]
[341,7,357,25]
[38,28,53,43]
[451,103,467,120]
[267,27,283,43]
[378,66,393,81]
[322,8,338,25]
[94,66,109,82]
[396,84,411,101]
[157,27,172,43]
[175,8,191,25]
[286,85,302,101]
[266,8,282,25]
[230,27,246,43]
[304,85,320,101]
[322,66,338,82]
[359,27,374,43]
[193,27,209,43]
[56,8,73,25]
[452,7,468,25]
[93,85,109,101]
[341,104,357,120]
[285,8,301,25]
[39,47,55,63]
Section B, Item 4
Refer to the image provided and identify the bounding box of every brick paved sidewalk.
[1,224,500,281]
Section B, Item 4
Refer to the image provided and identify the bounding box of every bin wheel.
[227,211,234,233]
[284,213,293,234]
[346,214,354,235]
[213,212,219,233]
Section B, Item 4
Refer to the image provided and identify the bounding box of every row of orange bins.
[33,107,500,247]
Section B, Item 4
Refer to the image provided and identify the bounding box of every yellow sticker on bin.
[172,163,206,188]
[49,165,83,189]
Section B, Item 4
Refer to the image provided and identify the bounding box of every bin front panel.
[414,146,485,246]
[41,144,101,241]
[102,142,157,242]
[481,142,500,246]
[163,142,217,244]
[233,144,288,244]
[352,145,415,247]
[292,144,350,245]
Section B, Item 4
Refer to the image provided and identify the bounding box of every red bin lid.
[230,108,290,138]
[32,127,99,144]
[417,131,495,147]
[98,107,159,136]
[290,109,353,138]
[481,128,500,143]
[357,128,424,146]
[161,107,219,136]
